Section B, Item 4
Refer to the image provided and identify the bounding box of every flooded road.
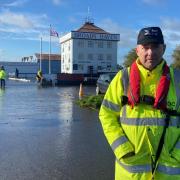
[0,80,114,180]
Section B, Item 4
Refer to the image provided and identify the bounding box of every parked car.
[96,73,117,95]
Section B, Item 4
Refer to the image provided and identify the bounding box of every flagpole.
[49,24,51,74]
[40,37,42,71]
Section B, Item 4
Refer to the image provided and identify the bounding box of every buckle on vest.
[121,95,128,106]
[140,95,154,105]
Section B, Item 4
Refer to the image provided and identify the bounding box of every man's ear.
[135,46,139,55]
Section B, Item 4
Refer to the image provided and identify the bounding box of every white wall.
[71,39,118,74]
[60,32,119,74]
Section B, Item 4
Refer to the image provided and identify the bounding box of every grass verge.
[76,95,104,110]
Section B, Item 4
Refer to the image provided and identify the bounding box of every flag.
[50,28,59,37]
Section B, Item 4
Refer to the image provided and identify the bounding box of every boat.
[9,77,31,82]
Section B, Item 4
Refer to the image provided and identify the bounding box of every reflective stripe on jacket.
[99,60,180,180]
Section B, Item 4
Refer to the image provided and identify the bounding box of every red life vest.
[128,61,170,110]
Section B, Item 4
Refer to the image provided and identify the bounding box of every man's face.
[136,44,166,70]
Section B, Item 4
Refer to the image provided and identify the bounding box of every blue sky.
[0,0,180,65]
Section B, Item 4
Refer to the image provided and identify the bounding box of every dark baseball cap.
[137,27,164,45]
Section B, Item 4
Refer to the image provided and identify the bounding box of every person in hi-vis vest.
[99,27,180,180]
[0,66,6,88]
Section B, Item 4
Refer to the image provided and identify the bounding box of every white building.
[60,22,120,74]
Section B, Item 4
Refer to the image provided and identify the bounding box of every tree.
[123,48,138,67]
[171,45,180,69]
[117,64,123,70]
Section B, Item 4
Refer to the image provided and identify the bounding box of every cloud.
[3,0,28,7]
[0,11,60,44]
[0,10,33,28]
[0,9,54,43]
[98,18,138,64]
[168,33,180,41]
[0,10,48,31]
[142,0,166,5]
[160,17,180,47]
[161,17,180,31]
[0,49,5,55]
[52,0,64,5]
[98,18,137,48]
[0,48,6,60]
[68,16,78,23]
[0,26,39,35]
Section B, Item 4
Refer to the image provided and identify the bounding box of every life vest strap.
[140,95,155,105]
[121,95,180,116]
[121,95,155,106]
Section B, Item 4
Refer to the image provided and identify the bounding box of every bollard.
[79,83,84,100]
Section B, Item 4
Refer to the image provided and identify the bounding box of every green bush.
[77,95,104,110]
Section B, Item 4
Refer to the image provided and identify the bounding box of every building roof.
[76,22,109,34]
[35,53,61,61]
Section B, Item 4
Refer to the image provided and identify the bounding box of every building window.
[107,65,111,69]
[78,40,84,47]
[78,64,84,70]
[97,41,103,48]
[87,53,93,60]
[88,41,94,48]
[78,53,84,60]
[88,66,93,74]
[98,54,103,60]
[107,54,112,61]
[73,64,78,70]
[107,41,112,48]
[98,66,102,70]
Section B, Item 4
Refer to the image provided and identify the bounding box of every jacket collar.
[136,58,164,75]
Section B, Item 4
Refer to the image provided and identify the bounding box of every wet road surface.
[0,80,114,180]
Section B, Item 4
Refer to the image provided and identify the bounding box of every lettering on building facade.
[72,32,120,41]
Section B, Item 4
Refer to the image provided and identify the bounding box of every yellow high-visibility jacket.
[0,70,6,79]
[37,70,42,78]
[99,60,180,180]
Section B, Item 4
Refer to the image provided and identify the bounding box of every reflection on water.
[0,80,114,180]
[0,88,5,96]
[0,81,85,123]
[0,80,98,126]
[0,88,5,117]
[58,88,75,123]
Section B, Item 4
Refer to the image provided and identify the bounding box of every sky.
[0,0,180,65]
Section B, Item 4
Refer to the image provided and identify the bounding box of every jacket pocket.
[160,145,180,166]
[120,152,150,165]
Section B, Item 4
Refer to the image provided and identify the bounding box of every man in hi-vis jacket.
[0,66,6,88]
[99,27,180,180]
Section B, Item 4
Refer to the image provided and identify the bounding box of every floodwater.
[0,80,114,180]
